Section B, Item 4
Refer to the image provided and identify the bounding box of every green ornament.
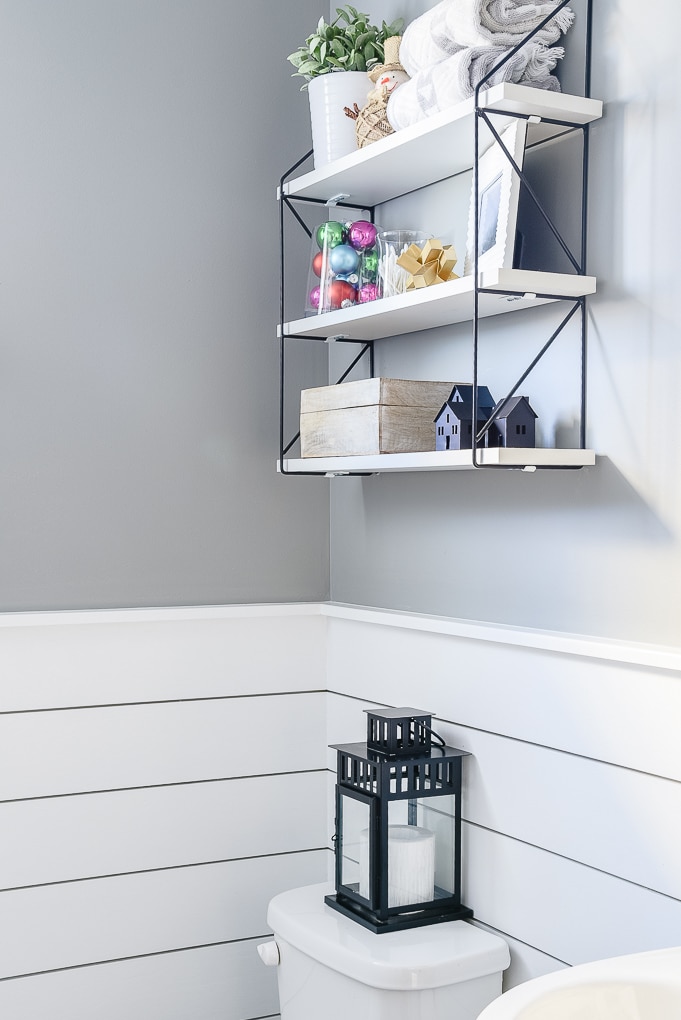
[316,221,345,250]
[361,248,379,281]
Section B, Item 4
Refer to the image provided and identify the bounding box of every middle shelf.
[281,268,597,342]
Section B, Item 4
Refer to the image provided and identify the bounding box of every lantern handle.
[422,722,446,752]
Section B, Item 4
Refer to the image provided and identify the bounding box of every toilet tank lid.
[266,883,510,992]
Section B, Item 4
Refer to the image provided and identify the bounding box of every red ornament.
[312,251,325,277]
[327,280,357,309]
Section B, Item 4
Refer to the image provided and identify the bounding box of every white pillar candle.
[359,824,435,907]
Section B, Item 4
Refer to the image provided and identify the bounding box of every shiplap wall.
[0,606,328,1020]
[3,603,680,1019]
[324,606,681,991]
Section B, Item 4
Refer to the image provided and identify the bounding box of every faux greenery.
[287,5,404,89]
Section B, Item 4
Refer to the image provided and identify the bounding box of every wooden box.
[300,378,455,458]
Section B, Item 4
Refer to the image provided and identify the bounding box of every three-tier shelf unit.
[277,0,601,476]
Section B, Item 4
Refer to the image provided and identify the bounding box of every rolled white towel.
[400,1,465,76]
[388,43,562,130]
[400,0,573,77]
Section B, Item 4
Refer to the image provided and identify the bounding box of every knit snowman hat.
[368,36,404,82]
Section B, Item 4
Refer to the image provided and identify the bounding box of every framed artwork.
[464,118,528,276]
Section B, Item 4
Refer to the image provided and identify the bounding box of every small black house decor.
[490,395,537,448]
[325,707,473,933]
[434,384,493,451]
[434,385,537,450]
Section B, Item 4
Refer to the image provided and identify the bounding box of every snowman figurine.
[344,36,410,149]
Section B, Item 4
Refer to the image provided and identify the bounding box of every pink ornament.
[348,220,378,251]
[309,285,321,309]
[358,282,379,303]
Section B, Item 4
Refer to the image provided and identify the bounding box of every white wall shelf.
[278,77,601,475]
[280,448,596,475]
[280,83,602,208]
[282,269,597,342]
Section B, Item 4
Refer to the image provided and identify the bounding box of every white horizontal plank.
[0,610,326,711]
[282,447,596,474]
[324,618,681,780]
[0,938,278,1020]
[0,849,326,979]
[281,270,597,342]
[0,603,320,628]
[322,603,681,672]
[472,921,569,991]
[464,825,681,966]
[0,693,326,800]
[0,771,327,889]
[282,83,602,206]
[448,723,681,899]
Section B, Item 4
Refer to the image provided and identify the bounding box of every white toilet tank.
[259,883,510,1020]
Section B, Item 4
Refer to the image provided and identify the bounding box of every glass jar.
[305,219,382,314]
[376,229,433,298]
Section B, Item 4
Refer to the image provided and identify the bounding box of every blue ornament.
[328,244,360,276]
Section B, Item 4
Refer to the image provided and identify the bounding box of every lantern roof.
[330,739,470,761]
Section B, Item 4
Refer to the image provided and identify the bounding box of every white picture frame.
[464,119,528,276]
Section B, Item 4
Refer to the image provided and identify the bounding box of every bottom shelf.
[279,448,596,475]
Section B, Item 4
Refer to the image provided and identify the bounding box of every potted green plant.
[287,5,404,167]
[288,6,404,86]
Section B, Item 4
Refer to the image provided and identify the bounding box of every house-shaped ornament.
[490,395,537,448]
[434,385,538,450]
[434,385,494,451]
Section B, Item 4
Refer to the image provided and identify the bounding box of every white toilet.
[258,883,510,1020]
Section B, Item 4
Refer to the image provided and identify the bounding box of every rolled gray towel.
[388,43,563,129]
[400,0,573,76]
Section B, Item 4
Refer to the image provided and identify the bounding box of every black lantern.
[325,707,473,933]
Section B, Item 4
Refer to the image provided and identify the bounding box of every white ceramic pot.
[307,71,370,168]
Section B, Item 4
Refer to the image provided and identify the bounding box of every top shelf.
[279,83,602,208]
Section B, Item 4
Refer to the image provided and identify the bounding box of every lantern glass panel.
[339,791,371,899]
[422,795,457,898]
[387,794,457,904]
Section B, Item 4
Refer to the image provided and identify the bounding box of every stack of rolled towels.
[387,0,574,130]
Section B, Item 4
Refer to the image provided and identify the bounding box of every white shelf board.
[280,84,603,207]
[280,448,596,474]
[281,269,597,342]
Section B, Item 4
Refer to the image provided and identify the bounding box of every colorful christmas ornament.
[361,248,379,280]
[309,285,321,309]
[329,244,360,276]
[316,221,345,250]
[327,280,357,309]
[348,220,378,251]
[311,251,325,277]
[358,283,379,302]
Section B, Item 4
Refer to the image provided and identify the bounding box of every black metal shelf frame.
[278,0,594,475]
[278,166,376,474]
[471,0,593,469]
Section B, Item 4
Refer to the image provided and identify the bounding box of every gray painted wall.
[329,0,681,646]
[0,0,328,610]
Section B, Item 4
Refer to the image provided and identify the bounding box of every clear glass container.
[305,219,382,314]
[376,229,433,298]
